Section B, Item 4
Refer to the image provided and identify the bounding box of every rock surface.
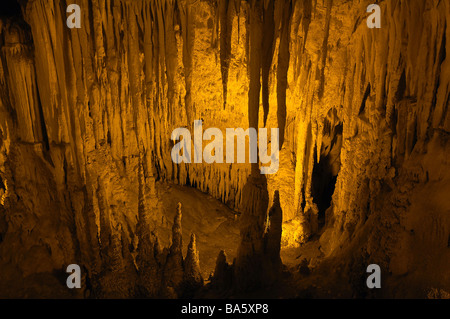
[0,0,448,298]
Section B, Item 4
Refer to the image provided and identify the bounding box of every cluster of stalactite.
[0,0,449,297]
[0,0,210,297]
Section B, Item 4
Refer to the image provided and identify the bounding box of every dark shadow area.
[0,175,5,192]
[0,1,22,19]
[312,156,338,228]
[312,116,343,229]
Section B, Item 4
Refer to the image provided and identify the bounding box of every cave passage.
[0,176,5,192]
[311,122,343,229]
[0,1,22,19]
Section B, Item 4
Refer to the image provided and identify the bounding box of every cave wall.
[0,0,448,297]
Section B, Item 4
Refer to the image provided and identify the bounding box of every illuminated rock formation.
[163,203,185,294]
[0,0,448,298]
[183,234,204,293]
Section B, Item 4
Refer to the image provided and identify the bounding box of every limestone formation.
[183,234,204,292]
[211,250,233,291]
[163,202,185,295]
[0,0,448,298]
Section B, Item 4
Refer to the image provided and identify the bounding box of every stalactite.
[318,0,332,99]
[276,0,292,147]
[261,0,275,126]
[126,2,145,152]
[179,0,196,125]
[164,1,178,126]
[302,0,312,50]
[0,0,448,298]
[219,0,234,110]
[234,0,241,44]
[1,25,42,144]
[247,0,263,176]
[142,4,157,175]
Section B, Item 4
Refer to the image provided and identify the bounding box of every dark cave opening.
[0,1,21,19]
[0,176,5,192]
[311,120,343,229]
[311,152,338,229]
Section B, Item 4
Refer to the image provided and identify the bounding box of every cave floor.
[155,182,324,284]
[155,182,240,280]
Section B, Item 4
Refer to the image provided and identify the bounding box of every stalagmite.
[163,202,184,294]
[136,160,162,297]
[211,250,232,290]
[234,175,269,291]
[265,190,282,274]
[183,233,204,292]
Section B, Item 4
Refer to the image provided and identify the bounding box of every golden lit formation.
[0,0,449,300]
